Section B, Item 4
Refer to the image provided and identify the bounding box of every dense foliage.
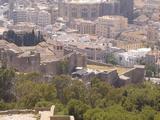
[4,30,44,46]
[0,68,160,120]
[106,53,117,65]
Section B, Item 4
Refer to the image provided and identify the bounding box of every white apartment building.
[37,10,51,27]
[12,8,51,27]
[115,48,151,67]
[95,15,128,38]
[12,9,28,23]
[27,8,38,24]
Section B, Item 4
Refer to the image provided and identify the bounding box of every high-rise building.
[12,9,28,23]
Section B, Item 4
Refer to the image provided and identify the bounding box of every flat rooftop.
[0,114,37,120]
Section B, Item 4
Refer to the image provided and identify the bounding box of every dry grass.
[87,65,129,74]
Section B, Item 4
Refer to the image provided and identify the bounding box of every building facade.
[59,0,120,21]
[70,19,95,35]
[12,9,28,23]
[95,15,128,38]
[12,8,51,27]
[37,10,51,27]
[119,0,134,22]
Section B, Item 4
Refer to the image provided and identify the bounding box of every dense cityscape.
[0,0,159,120]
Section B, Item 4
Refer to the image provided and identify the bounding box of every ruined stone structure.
[73,60,145,87]
[118,65,145,86]
[0,40,86,78]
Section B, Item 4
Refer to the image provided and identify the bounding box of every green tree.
[52,75,71,104]
[67,99,90,120]
[146,70,153,79]
[146,65,156,77]
[84,108,106,120]
[59,60,69,74]
[63,80,87,104]
[15,80,56,108]
[140,106,156,120]
[0,68,15,102]
[106,53,117,65]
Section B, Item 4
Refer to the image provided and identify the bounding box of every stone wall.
[97,70,119,85]
[50,116,71,120]
[87,59,113,67]
[119,65,145,86]
[0,47,86,78]
[40,61,59,76]
[0,49,41,73]
[87,60,145,87]
[62,51,87,74]
[39,52,87,77]
[15,53,41,73]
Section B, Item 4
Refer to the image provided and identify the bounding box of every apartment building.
[12,6,51,27]
[95,15,128,38]
[70,19,95,35]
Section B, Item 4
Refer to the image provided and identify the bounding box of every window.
[71,8,77,17]
[81,8,88,19]
[91,8,97,18]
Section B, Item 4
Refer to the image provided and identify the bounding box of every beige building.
[116,42,145,51]
[59,1,100,21]
[70,19,95,35]
[58,0,120,21]
[50,8,58,24]
[147,26,159,44]
[119,30,147,43]
[151,9,160,21]
[37,10,51,27]
[95,15,128,38]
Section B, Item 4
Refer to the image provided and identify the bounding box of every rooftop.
[98,15,127,20]
[0,40,63,63]
[0,114,37,120]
